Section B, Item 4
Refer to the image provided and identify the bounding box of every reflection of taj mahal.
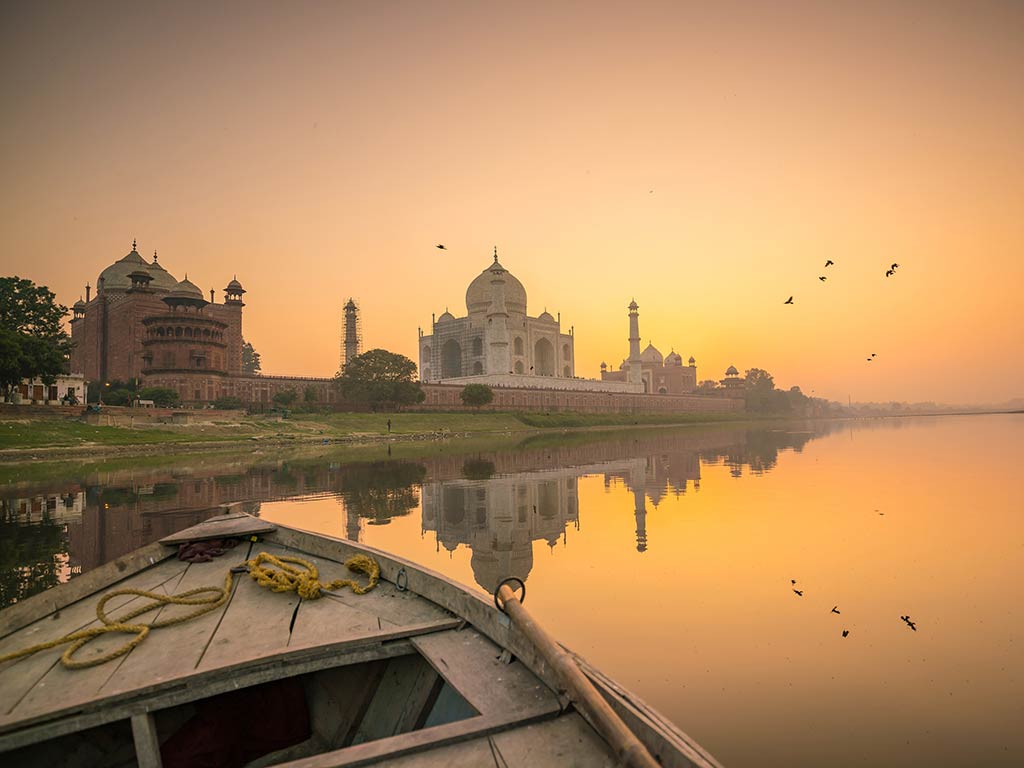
[419,249,576,383]
[420,471,580,593]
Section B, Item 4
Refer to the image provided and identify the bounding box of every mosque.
[599,300,698,394]
[68,241,336,405]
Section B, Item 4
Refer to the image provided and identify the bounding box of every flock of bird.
[782,259,906,363]
[790,578,919,638]
[783,260,902,306]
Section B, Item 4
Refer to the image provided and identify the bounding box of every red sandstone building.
[70,242,336,405]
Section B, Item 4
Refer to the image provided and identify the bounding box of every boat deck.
[0,513,720,768]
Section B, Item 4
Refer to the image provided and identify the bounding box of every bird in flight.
[900,615,918,631]
[436,244,447,250]
[891,262,899,270]
[793,589,804,596]
[784,296,794,304]
[886,269,895,277]
[867,358,873,362]
[825,259,834,267]
[871,353,876,357]
[818,276,827,282]
[831,606,841,614]
[791,579,797,585]
[842,630,850,638]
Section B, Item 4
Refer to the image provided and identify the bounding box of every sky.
[1,0,1022,405]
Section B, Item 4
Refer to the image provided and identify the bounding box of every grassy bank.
[0,409,747,455]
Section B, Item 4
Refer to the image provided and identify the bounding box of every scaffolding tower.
[341,297,361,370]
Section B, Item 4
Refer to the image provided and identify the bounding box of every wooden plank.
[411,628,559,719]
[305,661,390,749]
[266,527,559,697]
[0,541,175,640]
[158,512,276,545]
[0,620,454,751]
[8,575,188,725]
[196,548,299,671]
[349,655,442,745]
[266,525,722,768]
[371,713,616,768]
[131,712,163,768]
[268,708,560,768]
[265,539,454,628]
[100,547,251,697]
[0,557,190,725]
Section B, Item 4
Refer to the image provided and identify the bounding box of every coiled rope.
[0,552,379,670]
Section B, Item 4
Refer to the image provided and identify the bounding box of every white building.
[419,249,577,381]
[10,373,87,405]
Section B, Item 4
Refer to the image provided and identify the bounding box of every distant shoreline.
[0,409,1017,464]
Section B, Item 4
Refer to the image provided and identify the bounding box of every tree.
[335,349,425,411]
[0,277,73,399]
[304,385,319,403]
[696,379,719,394]
[138,387,180,408]
[460,383,494,409]
[272,388,298,406]
[212,395,245,410]
[744,368,775,392]
[241,340,261,374]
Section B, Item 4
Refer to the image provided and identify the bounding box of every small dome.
[227,277,245,292]
[600,361,607,369]
[145,252,178,291]
[466,253,527,315]
[170,277,203,298]
[725,365,739,376]
[665,351,683,366]
[537,310,555,322]
[640,343,663,365]
[688,356,696,365]
[73,298,86,309]
[437,310,456,323]
[97,242,150,290]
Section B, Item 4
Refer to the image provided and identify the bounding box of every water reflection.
[0,421,841,608]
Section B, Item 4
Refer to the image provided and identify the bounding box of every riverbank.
[0,409,754,461]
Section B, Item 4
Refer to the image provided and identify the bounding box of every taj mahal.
[419,249,579,384]
[419,250,699,396]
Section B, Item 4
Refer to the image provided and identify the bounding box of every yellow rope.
[245,552,379,598]
[0,552,379,670]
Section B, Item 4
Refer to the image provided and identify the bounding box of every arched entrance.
[441,339,462,378]
[534,338,554,376]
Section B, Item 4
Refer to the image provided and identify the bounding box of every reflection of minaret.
[633,488,648,553]
[345,504,361,542]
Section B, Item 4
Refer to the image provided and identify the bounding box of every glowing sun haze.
[2,1,1022,404]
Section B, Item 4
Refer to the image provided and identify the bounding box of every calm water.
[2,415,1021,767]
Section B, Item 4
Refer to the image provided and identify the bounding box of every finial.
[132,238,137,251]
[493,246,498,263]
[153,250,158,262]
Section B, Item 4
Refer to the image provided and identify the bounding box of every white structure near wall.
[10,373,87,404]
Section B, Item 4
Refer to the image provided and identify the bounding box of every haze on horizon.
[1,1,1021,406]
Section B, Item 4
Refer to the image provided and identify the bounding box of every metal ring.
[395,567,408,592]
[493,577,526,613]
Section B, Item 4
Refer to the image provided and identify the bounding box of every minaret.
[627,299,643,386]
[485,247,510,375]
[343,298,361,368]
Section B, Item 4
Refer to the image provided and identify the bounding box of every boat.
[0,508,723,768]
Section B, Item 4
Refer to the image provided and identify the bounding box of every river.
[2,414,1020,766]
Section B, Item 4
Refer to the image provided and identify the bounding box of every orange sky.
[2,1,1022,404]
